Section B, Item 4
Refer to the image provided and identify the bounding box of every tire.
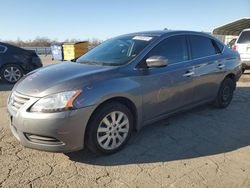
[214,77,235,108]
[242,68,245,74]
[0,64,23,84]
[85,102,134,155]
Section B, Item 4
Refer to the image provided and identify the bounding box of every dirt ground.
[1,56,250,188]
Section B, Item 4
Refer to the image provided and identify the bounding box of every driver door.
[140,35,195,122]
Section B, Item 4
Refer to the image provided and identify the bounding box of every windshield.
[76,35,156,66]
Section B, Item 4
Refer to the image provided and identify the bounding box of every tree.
[2,37,103,48]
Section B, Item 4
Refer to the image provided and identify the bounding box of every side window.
[211,40,223,54]
[147,35,189,64]
[237,31,250,44]
[0,45,7,53]
[189,35,220,59]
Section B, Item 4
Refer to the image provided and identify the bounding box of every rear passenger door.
[188,35,225,103]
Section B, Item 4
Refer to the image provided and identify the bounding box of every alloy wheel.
[3,66,22,83]
[97,111,129,150]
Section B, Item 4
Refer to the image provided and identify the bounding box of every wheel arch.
[88,96,138,128]
[84,96,139,146]
[225,73,236,90]
[0,63,24,71]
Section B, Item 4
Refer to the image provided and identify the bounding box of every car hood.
[13,62,117,97]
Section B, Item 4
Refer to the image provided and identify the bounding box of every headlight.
[30,90,81,113]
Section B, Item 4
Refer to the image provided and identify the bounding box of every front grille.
[9,92,30,112]
[25,133,63,145]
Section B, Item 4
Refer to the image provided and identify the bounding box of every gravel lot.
[1,56,250,187]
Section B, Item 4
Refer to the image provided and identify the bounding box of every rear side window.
[189,35,221,59]
[0,45,7,53]
[237,31,250,44]
[147,35,189,64]
[214,40,224,52]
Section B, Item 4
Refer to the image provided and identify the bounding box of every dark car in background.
[0,42,42,83]
[7,31,242,155]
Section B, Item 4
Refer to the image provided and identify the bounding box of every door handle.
[218,64,225,69]
[183,71,195,77]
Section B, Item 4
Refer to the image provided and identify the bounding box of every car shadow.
[66,86,250,166]
[0,80,14,91]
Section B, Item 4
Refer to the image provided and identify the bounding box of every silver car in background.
[233,29,250,72]
[7,30,242,155]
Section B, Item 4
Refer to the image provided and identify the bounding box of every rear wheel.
[242,68,245,74]
[85,102,134,155]
[214,77,235,108]
[0,64,23,84]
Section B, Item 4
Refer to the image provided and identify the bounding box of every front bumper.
[7,92,96,153]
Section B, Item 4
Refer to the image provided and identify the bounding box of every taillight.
[232,44,237,51]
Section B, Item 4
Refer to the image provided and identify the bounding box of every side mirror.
[146,56,168,68]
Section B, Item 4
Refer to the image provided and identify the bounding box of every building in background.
[213,17,250,45]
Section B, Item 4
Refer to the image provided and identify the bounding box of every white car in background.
[233,29,250,72]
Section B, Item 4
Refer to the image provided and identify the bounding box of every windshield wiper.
[77,60,102,65]
[70,57,80,62]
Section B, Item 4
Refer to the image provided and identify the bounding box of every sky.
[0,0,249,41]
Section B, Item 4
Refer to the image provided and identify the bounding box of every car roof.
[0,42,7,46]
[0,42,18,48]
[241,28,250,32]
[123,30,214,38]
[0,42,34,54]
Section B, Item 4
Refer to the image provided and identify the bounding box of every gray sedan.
[7,30,242,154]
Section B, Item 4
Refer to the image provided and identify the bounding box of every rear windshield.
[237,31,250,44]
[0,45,7,53]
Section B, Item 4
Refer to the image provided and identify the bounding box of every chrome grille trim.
[24,133,63,145]
[9,91,30,112]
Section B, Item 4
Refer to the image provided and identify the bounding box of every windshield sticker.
[133,36,153,41]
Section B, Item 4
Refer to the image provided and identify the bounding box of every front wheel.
[85,102,134,155]
[214,77,235,108]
